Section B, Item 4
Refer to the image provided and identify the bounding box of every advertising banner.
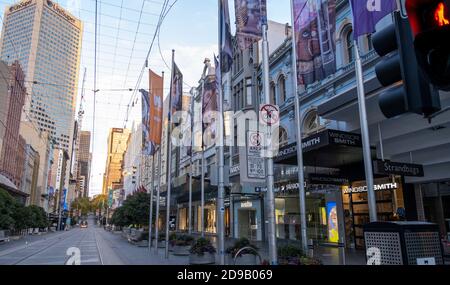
[234,0,267,50]
[293,0,336,85]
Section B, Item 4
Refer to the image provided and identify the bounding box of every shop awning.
[275,129,377,170]
[0,173,29,198]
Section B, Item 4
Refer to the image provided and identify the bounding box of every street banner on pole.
[220,0,233,73]
[202,73,218,148]
[171,64,183,113]
[149,70,164,146]
[350,0,397,39]
[234,0,267,50]
[292,0,336,86]
[141,89,153,156]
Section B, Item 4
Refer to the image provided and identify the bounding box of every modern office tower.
[77,131,91,197]
[0,0,83,170]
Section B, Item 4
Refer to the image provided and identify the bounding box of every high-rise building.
[0,0,83,168]
[103,128,130,195]
[77,131,91,197]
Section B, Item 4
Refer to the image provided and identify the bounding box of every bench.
[0,230,10,243]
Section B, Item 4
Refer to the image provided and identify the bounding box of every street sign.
[260,104,279,126]
[247,131,265,179]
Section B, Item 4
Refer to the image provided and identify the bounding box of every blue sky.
[1,0,292,196]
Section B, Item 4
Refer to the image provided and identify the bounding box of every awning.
[0,173,29,198]
[274,129,377,181]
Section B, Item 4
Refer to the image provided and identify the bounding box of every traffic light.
[406,0,450,91]
[373,10,441,118]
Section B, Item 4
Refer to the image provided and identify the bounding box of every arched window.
[270,82,276,105]
[278,75,286,105]
[346,28,355,63]
[278,127,288,148]
[302,109,322,137]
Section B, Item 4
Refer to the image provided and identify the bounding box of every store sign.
[47,0,76,24]
[343,183,398,194]
[9,0,32,12]
[229,165,240,176]
[275,130,363,162]
[373,160,424,177]
[309,174,349,186]
[241,201,253,208]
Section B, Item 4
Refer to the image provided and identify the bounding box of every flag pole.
[290,0,309,255]
[165,50,175,259]
[200,70,206,238]
[154,71,164,252]
[217,0,226,266]
[349,1,377,222]
[188,88,194,235]
[262,20,278,266]
[148,152,155,252]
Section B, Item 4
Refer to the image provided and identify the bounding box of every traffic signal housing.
[373,11,441,119]
[406,0,450,91]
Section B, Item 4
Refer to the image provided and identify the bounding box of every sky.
[1,0,292,197]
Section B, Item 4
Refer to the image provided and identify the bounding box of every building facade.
[0,60,27,194]
[0,0,83,189]
[123,123,142,198]
[77,131,91,198]
[102,128,130,195]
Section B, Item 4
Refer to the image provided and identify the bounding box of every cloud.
[66,0,80,15]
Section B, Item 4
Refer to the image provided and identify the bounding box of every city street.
[0,217,188,265]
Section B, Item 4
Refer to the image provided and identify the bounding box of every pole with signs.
[261,21,278,265]
[289,0,309,254]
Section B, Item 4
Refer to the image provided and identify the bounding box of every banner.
[202,74,218,147]
[350,0,397,39]
[220,0,233,73]
[234,0,267,50]
[141,89,152,155]
[171,63,183,113]
[293,0,336,86]
[149,70,164,146]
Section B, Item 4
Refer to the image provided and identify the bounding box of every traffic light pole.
[354,42,377,222]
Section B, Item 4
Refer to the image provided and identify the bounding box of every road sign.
[247,131,265,179]
[260,104,279,126]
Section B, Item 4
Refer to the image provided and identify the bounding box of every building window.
[345,28,355,63]
[302,109,323,137]
[367,34,373,51]
[245,78,252,106]
[278,75,286,105]
[278,127,288,148]
[270,82,276,105]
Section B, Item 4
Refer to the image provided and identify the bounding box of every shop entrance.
[238,209,257,241]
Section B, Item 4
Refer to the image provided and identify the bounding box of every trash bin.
[364,222,444,265]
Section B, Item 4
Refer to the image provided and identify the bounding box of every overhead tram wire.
[110,0,125,91]
[110,0,172,159]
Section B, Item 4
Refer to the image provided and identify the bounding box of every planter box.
[172,245,191,256]
[189,253,216,265]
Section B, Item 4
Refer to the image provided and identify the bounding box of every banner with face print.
[234,0,267,50]
[293,0,336,86]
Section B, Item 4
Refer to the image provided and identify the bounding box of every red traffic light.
[435,2,450,26]
[407,0,450,35]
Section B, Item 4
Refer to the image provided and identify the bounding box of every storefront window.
[342,177,405,249]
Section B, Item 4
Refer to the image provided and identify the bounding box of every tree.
[0,189,18,230]
[109,192,150,228]
[71,197,91,217]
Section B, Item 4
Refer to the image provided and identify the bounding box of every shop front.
[233,195,263,241]
[176,179,231,235]
[273,129,411,249]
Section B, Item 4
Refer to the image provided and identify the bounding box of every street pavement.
[0,217,188,265]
